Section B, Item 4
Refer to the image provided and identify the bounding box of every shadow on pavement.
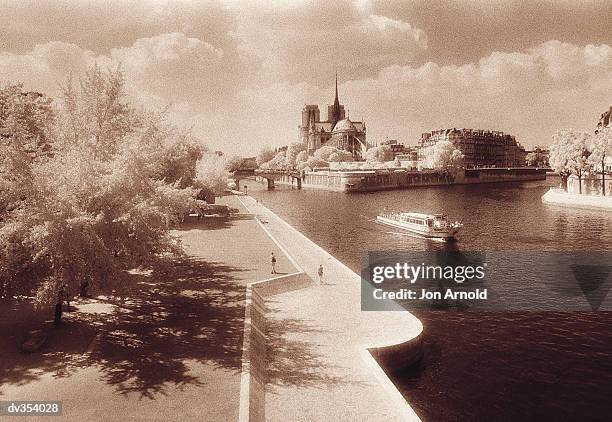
[0,258,247,399]
[0,258,350,399]
[265,305,352,391]
[92,258,247,398]
[0,302,97,395]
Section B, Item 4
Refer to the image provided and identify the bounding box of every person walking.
[54,285,65,325]
[318,264,324,284]
[54,301,62,325]
[271,252,277,274]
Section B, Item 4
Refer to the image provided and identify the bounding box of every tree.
[0,85,55,217]
[156,131,204,188]
[285,142,307,168]
[549,131,574,190]
[295,150,308,167]
[224,154,245,173]
[567,133,592,194]
[313,145,338,161]
[304,156,327,170]
[256,146,275,167]
[327,149,354,162]
[424,140,464,177]
[364,145,393,162]
[1,66,198,304]
[589,127,611,196]
[550,130,592,194]
[195,152,229,193]
[0,85,54,158]
[525,151,548,167]
[313,145,353,162]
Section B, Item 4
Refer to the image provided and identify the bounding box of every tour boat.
[376,211,462,241]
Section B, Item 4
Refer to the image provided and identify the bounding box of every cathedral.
[299,74,367,158]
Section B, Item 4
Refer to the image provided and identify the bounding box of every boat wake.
[385,230,447,243]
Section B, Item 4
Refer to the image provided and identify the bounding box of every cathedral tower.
[327,71,345,128]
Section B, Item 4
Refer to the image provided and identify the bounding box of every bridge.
[253,169,304,189]
[228,167,257,191]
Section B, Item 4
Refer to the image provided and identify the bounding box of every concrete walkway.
[0,194,296,422]
[237,195,423,421]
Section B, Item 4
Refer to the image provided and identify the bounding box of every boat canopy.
[398,212,446,220]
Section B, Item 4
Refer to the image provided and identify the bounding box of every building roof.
[314,122,334,132]
[333,118,357,132]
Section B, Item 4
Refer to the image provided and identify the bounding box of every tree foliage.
[285,142,307,167]
[549,130,592,193]
[313,145,353,162]
[295,150,308,167]
[0,66,205,304]
[589,127,611,196]
[224,154,245,173]
[423,140,464,173]
[256,146,275,166]
[195,153,230,193]
[525,151,548,167]
[364,145,393,162]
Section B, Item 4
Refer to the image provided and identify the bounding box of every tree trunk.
[602,157,606,197]
[578,174,582,194]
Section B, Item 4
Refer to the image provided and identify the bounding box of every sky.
[1,0,611,154]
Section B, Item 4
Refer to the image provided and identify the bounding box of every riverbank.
[247,180,612,420]
[236,194,424,421]
[256,167,547,192]
[0,194,423,421]
[542,188,612,211]
[0,194,296,421]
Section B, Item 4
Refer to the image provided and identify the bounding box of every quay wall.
[542,188,612,211]
[237,195,424,421]
[239,271,313,422]
[257,167,547,192]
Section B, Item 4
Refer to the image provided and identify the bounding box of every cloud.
[342,41,612,148]
[163,41,612,155]
[371,0,612,65]
[0,41,94,93]
[108,32,236,109]
[0,3,610,157]
[0,0,235,56]
[231,2,427,84]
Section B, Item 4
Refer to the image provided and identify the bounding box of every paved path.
[237,195,423,421]
[0,194,295,422]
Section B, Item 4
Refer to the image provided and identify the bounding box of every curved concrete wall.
[239,272,313,422]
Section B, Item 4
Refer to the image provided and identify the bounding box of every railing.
[254,169,302,178]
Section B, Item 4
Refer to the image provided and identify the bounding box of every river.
[248,176,612,421]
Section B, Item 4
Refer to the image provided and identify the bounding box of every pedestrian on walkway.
[318,264,324,284]
[54,285,65,325]
[271,252,277,274]
[53,301,62,325]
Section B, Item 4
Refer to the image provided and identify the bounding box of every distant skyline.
[1,0,611,154]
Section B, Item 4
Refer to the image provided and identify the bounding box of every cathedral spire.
[334,70,339,107]
[328,70,345,128]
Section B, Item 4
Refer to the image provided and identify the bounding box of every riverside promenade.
[236,195,423,421]
[0,194,296,422]
[0,194,422,421]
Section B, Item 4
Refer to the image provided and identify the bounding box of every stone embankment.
[236,195,423,421]
[542,188,612,211]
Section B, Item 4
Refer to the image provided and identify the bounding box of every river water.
[248,177,612,421]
